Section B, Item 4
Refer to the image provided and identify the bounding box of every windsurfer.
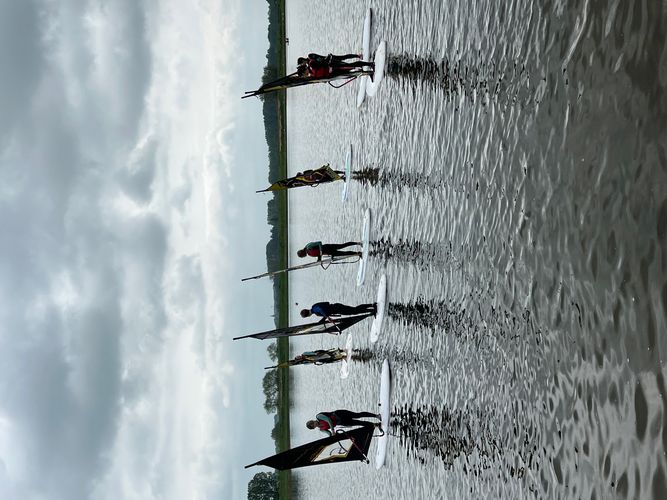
[266,349,346,369]
[297,53,374,79]
[306,410,381,436]
[295,165,345,182]
[300,301,376,319]
[257,165,344,193]
[298,52,370,65]
[297,241,362,261]
[233,314,371,340]
[303,53,357,64]
[244,54,373,98]
[294,348,345,364]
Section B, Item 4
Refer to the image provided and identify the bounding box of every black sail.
[245,426,374,470]
[233,313,373,341]
[242,70,372,99]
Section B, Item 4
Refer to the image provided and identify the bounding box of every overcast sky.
[0,0,280,498]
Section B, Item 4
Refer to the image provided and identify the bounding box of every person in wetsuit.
[292,348,346,365]
[306,409,381,436]
[305,53,374,69]
[297,53,374,79]
[296,241,362,261]
[300,301,376,319]
[293,165,345,184]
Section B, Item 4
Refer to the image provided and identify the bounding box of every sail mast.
[241,254,356,282]
[233,313,373,341]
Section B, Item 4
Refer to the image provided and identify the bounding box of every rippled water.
[281,0,667,498]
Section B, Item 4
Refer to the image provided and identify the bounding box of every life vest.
[309,65,330,78]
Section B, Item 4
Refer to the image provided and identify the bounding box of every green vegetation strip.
[275,0,290,497]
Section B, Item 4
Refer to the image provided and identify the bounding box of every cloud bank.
[0,0,271,498]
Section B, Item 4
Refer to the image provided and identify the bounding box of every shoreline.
[275,0,291,497]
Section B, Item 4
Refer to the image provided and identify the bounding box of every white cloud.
[89,0,247,497]
[0,0,268,498]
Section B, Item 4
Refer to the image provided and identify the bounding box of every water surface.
[282,1,667,498]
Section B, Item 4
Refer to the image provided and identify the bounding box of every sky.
[0,0,280,498]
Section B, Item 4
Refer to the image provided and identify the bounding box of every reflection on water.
[392,405,476,468]
[368,345,429,366]
[347,347,434,367]
[355,168,478,195]
[387,54,538,107]
[351,167,381,186]
[371,238,458,270]
[387,299,532,343]
[391,404,542,488]
[349,348,374,362]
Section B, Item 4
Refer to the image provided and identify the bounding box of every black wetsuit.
[316,410,378,435]
[308,53,373,73]
[311,302,375,317]
[308,52,360,66]
[320,242,360,257]
[304,241,361,258]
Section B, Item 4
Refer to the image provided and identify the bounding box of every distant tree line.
[261,0,288,326]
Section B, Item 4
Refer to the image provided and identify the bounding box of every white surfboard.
[357,208,371,286]
[376,358,391,468]
[341,145,352,202]
[356,8,372,108]
[339,333,354,379]
[369,274,387,343]
[365,40,387,97]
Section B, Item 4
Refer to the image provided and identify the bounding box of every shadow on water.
[391,404,476,468]
[390,405,539,482]
[351,167,381,186]
[354,166,477,194]
[349,348,374,362]
[387,53,548,107]
[371,238,461,271]
[367,345,432,366]
[347,347,430,367]
[387,298,543,346]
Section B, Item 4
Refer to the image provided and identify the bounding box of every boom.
[241,254,358,282]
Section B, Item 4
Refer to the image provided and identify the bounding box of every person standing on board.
[307,53,374,69]
[295,165,346,182]
[300,301,376,319]
[296,241,362,261]
[306,410,381,436]
[268,349,348,369]
[293,348,346,365]
[297,54,374,79]
[297,53,372,68]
